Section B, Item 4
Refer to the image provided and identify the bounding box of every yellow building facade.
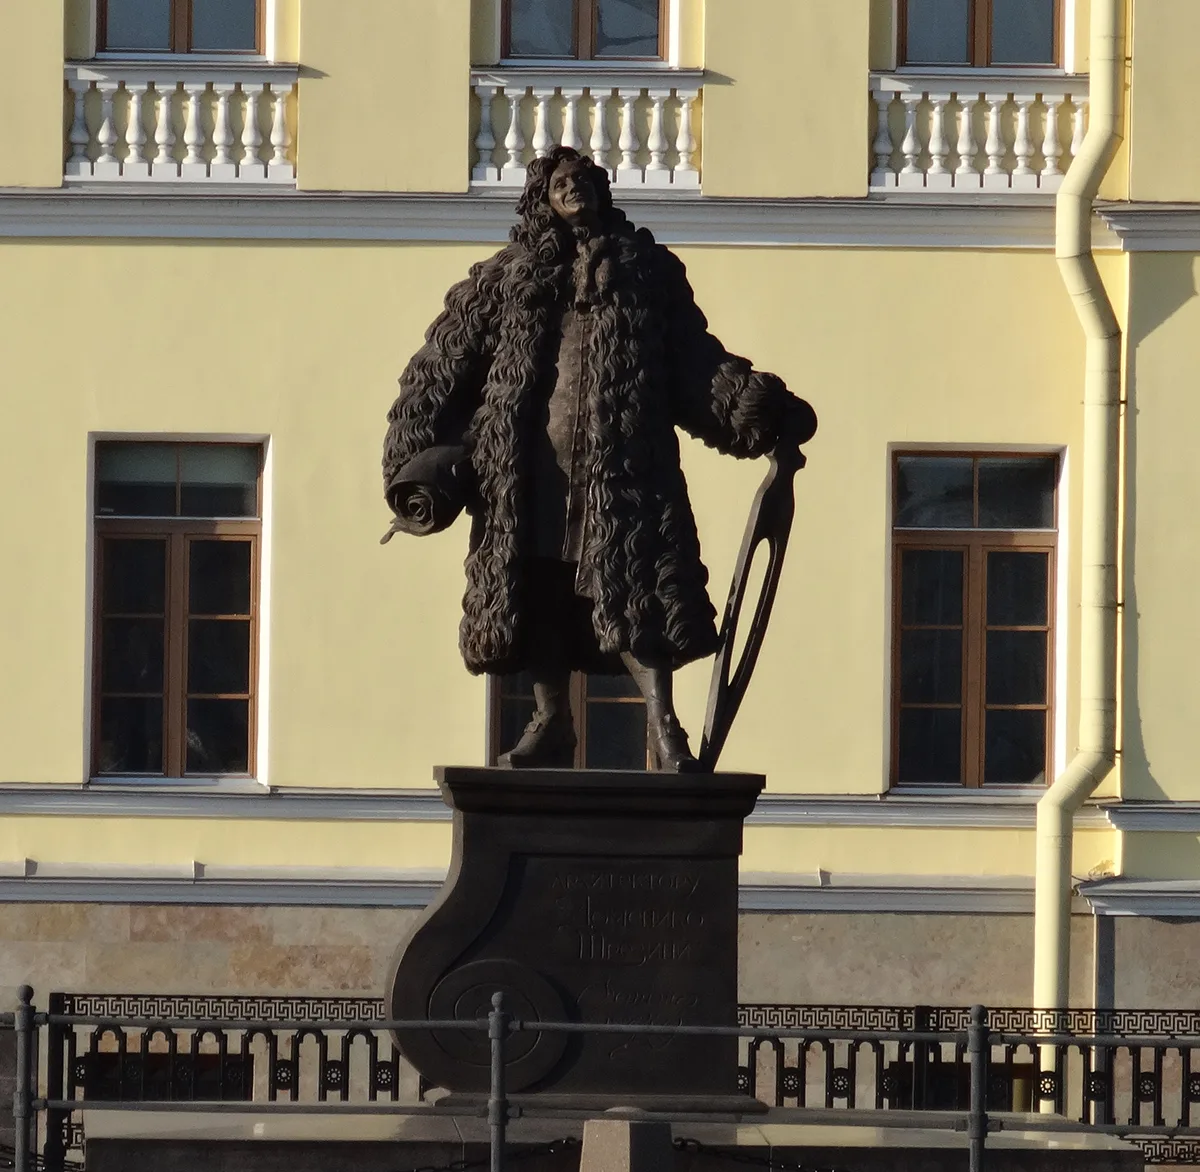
[0,0,1190,1010]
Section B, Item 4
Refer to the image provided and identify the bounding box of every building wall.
[0,0,66,188]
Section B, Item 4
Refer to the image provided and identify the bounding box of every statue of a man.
[383,147,816,772]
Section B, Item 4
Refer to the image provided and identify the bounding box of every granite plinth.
[386,767,765,1111]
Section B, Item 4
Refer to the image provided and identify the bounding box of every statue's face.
[548,160,599,227]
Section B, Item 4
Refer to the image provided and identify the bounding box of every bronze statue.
[382,147,816,772]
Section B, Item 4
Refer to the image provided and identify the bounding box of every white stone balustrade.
[869,73,1089,193]
[470,68,703,189]
[64,62,299,184]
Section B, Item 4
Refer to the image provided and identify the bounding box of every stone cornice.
[1078,877,1200,916]
[0,783,1110,829]
[0,863,1049,912]
[0,189,1118,250]
[1098,202,1200,251]
[1098,801,1200,831]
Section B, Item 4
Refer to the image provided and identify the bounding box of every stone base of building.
[79,1110,1144,1172]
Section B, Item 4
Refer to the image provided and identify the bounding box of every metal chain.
[675,1136,846,1172]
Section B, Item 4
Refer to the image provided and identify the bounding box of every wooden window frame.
[97,0,265,55]
[487,673,651,768]
[501,0,669,62]
[92,444,262,780]
[897,0,1064,69]
[890,452,1058,789]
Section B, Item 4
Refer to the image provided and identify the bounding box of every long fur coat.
[383,193,805,676]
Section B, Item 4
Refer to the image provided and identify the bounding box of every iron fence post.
[967,1004,988,1172]
[488,991,509,1172]
[12,986,33,1172]
[43,993,66,1172]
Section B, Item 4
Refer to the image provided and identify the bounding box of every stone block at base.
[388,767,765,1110]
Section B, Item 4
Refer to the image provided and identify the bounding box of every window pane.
[991,0,1056,64]
[900,630,963,703]
[901,549,964,625]
[97,697,164,774]
[977,458,1056,528]
[987,551,1049,626]
[586,672,642,698]
[984,709,1046,783]
[509,0,574,56]
[103,0,171,49]
[102,618,165,692]
[596,0,660,57]
[897,708,962,783]
[102,539,167,614]
[189,541,252,615]
[192,0,258,50]
[986,630,1047,704]
[188,620,251,694]
[895,458,974,528]
[97,444,176,516]
[586,702,647,769]
[905,0,971,64]
[179,447,258,517]
[186,699,249,773]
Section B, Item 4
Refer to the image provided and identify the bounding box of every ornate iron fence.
[8,992,1200,1170]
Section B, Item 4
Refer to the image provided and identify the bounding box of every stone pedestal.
[386,767,765,1112]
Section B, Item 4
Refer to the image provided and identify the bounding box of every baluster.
[121,79,149,178]
[926,93,951,189]
[65,78,91,178]
[151,82,178,177]
[897,93,923,189]
[955,93,981,187]
[674,90,698,187]
[531,89,554,158]
[93,81,120,178]
[471,83,499,183]
[644,89,671,185]
[616,89,641,183]
[267,83,294,181]
[561,88,583,152]
[502,90,526,178]
[240,83,266,179]
[180,82,207,178]
[210,83,236,179]
[589,91,612,173]
[1072,99,1088,160]
[1011,93,1037,188]
[1041,96,1063,185]
[870,90,895,189]
[982,93,1008,189]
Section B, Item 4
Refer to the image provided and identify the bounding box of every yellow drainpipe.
[1033,0,1125,1014]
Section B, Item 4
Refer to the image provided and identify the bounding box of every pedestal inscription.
[387,768,764,1111]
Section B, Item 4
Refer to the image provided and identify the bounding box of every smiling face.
[547,159,600,228]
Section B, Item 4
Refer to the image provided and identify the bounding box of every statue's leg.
[497,670,577,769]
[620,653,701,773]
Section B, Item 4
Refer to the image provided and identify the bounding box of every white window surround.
[83,431,272,791]
[78,0,286,62]
[888,0,1081,74]
[489,0,684,67]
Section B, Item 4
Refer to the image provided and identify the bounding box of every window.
[899,0,1061,68]
[504,0,666,61]
[491,672,650,769]
[98,0,262,54]
[92,442,262,779]
[891,453,1058,787]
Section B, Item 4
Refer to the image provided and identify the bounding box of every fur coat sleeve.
[382,257,499,495]
[657,245,814,459]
